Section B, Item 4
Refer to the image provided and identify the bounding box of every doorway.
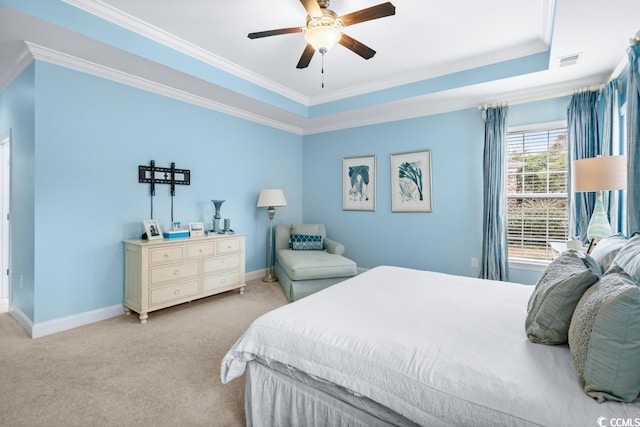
[0,132,10,313]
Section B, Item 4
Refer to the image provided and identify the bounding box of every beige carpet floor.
[0,279,288,427]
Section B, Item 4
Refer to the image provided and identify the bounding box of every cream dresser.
[124,234,245,323]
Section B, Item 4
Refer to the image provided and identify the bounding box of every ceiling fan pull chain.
[321,53,325,88]
[320,47,327,88]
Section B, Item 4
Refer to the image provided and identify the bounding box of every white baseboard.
[10,304,124,339]
[246,268,266,282]
[0,298,8,313]
[9,305,33,337]
[8,269,266,339]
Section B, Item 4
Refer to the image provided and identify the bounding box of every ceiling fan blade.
[339,2,396,27]
[296,44,316,69]
[338,34,376,60]
[299,0,323,17]
[248,27,303,39]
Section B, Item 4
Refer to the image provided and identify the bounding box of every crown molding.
[0,44,34,92]
[303,73,608,135]
[63,0,310,106]
[25,42,303,135]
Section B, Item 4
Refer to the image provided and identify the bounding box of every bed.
[221,265,640,426]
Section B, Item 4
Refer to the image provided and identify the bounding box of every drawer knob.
[173,270,180,276]
[174,289,180,295]
[164,253,169,258]
[221,278,226,284]
[199,249,203,253]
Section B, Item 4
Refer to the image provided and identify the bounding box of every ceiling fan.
[248,0,396,69]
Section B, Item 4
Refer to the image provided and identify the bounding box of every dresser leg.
[124,307,131,316]
[239,286,245,295]
[139,312,148,324]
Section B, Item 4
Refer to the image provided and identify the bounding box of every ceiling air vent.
[559,53,581,67]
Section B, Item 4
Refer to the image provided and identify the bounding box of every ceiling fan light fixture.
[304,25,341,52]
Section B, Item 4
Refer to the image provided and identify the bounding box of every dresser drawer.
[186,242,215,258]
[150,261,199,284]
[149,280,199,306]
[203,255,240,274]
[150,246,184,264]
[217,238,240,254]
[202,271,240,292]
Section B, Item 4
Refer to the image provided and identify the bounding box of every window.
[507,123,568,261]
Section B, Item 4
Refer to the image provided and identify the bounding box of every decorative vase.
[211,200,225,233]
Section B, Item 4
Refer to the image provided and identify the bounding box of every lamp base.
[262,265,278,282]
[587,191,613,242]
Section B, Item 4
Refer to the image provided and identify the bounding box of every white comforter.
[221,266,640,426]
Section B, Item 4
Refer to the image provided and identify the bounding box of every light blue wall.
[0,62,36,320]
[509,96,571,127]
[303,96,573,285]
[303,109,486,278]
[0,58,577,326]
[16,60,302,323]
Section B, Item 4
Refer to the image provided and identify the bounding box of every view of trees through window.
[507,126,569,261]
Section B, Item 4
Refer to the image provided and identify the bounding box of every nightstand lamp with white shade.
[572,155,627,242]
[257,189,287,282]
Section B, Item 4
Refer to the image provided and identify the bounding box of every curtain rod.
[477,83,607,111]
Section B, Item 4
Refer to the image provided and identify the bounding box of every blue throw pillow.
[290,234,323,250]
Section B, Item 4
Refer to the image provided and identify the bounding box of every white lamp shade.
[257,189,287,208]
[572,155,627,192]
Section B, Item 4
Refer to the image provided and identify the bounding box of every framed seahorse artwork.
[342,155,376,211]
[390,150,432,213]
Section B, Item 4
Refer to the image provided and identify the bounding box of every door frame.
[0,129,10,313]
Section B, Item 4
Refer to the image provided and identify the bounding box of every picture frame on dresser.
[143,219,163,240]
[342,155,376,211]
[390,150,433,213]
[189,222,205,237]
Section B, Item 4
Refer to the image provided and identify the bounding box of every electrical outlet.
[471,258,478,268]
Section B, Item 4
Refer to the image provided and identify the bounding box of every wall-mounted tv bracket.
[138,160,190,221]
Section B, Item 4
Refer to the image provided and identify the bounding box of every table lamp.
[257,189,287,282]
[572,155,627,242]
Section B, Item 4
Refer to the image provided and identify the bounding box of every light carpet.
[0,279,287,427]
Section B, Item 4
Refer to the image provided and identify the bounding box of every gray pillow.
[568,266,640,403]
[611,235,640,282]
[525,250,601,345]
[590,234,628,271]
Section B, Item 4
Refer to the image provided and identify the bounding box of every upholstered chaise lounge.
[274,224,357,302]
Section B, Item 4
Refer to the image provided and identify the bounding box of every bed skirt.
[245,359,423,427]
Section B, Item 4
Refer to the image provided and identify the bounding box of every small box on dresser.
[124,234,246,323]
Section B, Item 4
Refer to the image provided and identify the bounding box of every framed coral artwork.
[390,150,432,212]
[342,155,376,211]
